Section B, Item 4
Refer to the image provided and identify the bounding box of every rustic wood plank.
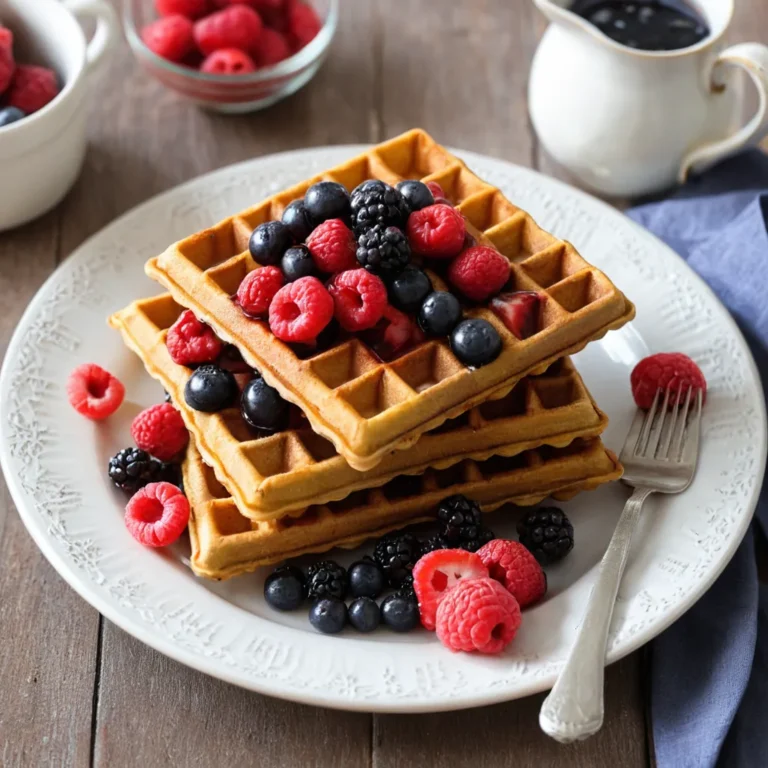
[378,0,539,163]
[93,629,371,768]
[373,653,648,768]
[0,212,101,767]
[89,3,377,766]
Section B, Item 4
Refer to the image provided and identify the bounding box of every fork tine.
[671,387,694,460]
[645,386,671,458]
[681,389,703,464]
[636,388,661,456]
[658,383,683,459]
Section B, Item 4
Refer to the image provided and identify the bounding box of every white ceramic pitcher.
[529,0,768,197]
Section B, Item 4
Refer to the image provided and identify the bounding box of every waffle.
[110,293,610,520]
[185,437,622,580]
[146,129,634,471]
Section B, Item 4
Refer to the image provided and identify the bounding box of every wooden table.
[2,1,766,765]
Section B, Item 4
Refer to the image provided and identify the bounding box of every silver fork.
[539,385,703,743]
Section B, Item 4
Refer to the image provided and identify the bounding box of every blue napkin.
[627,151,768,768]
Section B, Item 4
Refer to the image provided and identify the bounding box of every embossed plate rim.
[1,144,765,712]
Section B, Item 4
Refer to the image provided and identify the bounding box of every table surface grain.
[2,1,767,765]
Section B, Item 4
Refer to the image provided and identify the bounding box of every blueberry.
[380,594,420,632]
[264,565,306,611]
[281,244,316,282]
[0,106,25,128]
[348,558,385,599]
[304,181,351,226]
[249,221,291,266]
[241,374,289,432]
[309,597,347,634]
[389,268,432,314]
[417,291,462,336]
[281,199,314,242]
[348,597,381,633]
[395,180,435,212]
[184,364,238,412]
[450,318,502,368]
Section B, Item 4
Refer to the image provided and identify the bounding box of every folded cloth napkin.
[628,151,768,768]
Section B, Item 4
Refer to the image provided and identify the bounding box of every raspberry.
[125,482,190,548]
[407,204,466,260]
[631,352,706,410]
[425,181,444,199]
[448,245,511,302]
[269,276,334,343]
[0,27,15,94]
[327,269,387,332]
[476,539,547,608]
[201,48,257,74]
[5,65,59,115]
[363,304,424,361]
[155,0,210,19]
[213,0,282,9]
[287,1,322,50]
[306,219,357,273]
[490,291,541,340]
[436,577,521,654]
[236,266,284,317]
[412,549,488,631]
[131,403,189,461]
[166,309,223,365]
[141,15,195,63]
[254,27,291,66]
[67,363,125,420]
[194,5,264,56]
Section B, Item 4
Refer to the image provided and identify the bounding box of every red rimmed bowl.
[123,0,337,114]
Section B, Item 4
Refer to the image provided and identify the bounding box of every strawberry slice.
[490,291,541,340]
[363,304,423,361]
[412,548,488,630]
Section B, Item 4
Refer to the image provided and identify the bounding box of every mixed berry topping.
[234,175,540,369]
[261,493,574,645]
[491,291,541,341]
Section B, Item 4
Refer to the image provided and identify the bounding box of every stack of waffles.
[110,129,634,580]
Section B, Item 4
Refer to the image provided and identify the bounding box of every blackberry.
[108,447,164,493]
[356,224,411,277]
[396,574,416,600]
[306,560,348,601]
[437,494,494,551]
[517,507,574,565]
[373,533,423,587]
[421,534,448,554]
[350,180,409,234]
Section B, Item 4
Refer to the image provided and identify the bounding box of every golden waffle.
[110,293,610,521]
[185,437,623,580]
[146,129,634,471]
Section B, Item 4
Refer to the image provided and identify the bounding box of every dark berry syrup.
[570,1,709,51]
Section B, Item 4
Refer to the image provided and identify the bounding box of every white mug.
[529,0,768,197]
[0,0,117,232]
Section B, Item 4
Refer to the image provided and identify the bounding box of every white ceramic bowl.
[0,0,117,232]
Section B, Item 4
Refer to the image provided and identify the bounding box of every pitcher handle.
[680,42,768,182]
[62,0,118,73]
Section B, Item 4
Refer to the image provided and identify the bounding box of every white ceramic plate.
[1,146,765,713]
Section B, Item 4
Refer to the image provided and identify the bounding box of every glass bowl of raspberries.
[124,0,337,114]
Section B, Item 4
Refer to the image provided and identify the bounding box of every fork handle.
[539,486,652,743]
